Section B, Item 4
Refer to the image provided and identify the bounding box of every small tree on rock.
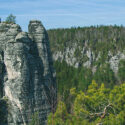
[5,14,16,24]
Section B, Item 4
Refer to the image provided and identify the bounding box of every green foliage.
[48,26,125,53]
[47,25,125,124]
[48,101,68,125]
[48,26,124,114]
[54,60,92,107]
[74,48,81,58]
[48,82,125,125]
[93,64,116,88]
[5,14,16,24]
[29,112,40,125]
[47,26,125,124]
[54,60,116,105]
[118,59,125,82]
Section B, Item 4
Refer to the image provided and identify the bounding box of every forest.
[46,26,125,125]
[48,25,125,53]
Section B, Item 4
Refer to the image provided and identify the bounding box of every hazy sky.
[0,0,125,31]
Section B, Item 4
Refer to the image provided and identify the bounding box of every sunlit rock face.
[0,20,56,125]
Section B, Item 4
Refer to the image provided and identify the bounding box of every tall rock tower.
[0,20,56,125]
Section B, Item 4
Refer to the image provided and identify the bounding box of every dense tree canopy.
[48,25,125,53]
[54,60,119,103]
[47,26,125,122]
[48,81,125,125]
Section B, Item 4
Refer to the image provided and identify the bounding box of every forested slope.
[47,26,125,124]
[48,26,125,95]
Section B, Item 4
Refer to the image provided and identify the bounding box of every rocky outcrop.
[108,51,125,73]
[0,21,56,125]
[52,46,125,73]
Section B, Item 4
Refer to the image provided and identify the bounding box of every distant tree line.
[48,25,125,53]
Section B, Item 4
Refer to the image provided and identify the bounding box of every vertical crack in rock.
[0,21,56,125]
[0,50,6,98]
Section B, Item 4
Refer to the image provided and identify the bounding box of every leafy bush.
[29,112,40,125]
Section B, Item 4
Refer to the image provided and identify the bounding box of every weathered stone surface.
[0,21,56,125]
[52,45,125,73]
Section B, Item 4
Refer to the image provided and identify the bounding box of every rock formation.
[0,20,56,125]
[52,44,125,73]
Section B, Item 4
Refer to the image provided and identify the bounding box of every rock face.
[52,45,125,73]
[0,21,56,125]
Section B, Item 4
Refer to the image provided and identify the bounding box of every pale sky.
[0,0,125,31]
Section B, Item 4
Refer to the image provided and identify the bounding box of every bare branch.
[89,103,113,119]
